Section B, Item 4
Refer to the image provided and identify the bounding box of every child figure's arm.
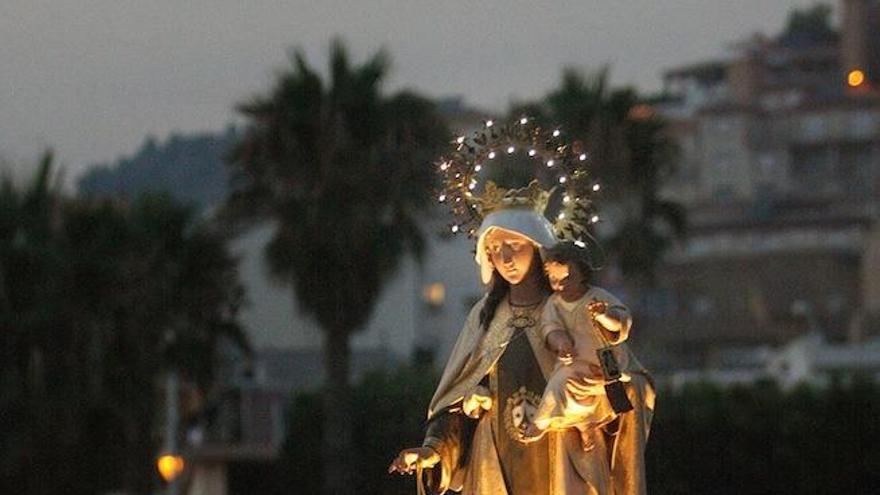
[546,330,576,360]
[540,299,577,361]
[587,289,633,344]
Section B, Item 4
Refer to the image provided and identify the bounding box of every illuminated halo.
[436,117,602,243]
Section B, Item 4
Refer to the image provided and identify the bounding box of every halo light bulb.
[579,153,587,161]
[520,117,528,124]
[507,146,515,154]
[528,149,537,156]
[474,164,482,172]
[592,184,601,192]
[488,151,496,159]
[456,136,465,144]
[559,176,567,184]
[451,225,460,233]
[546,160,555,167]
[591,215,600,223]
[438,194,446,202]
[485,120,494,127]
[552,129,561,137]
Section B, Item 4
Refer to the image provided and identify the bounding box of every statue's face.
[544,261,584,293]
[484,229,535,285]
[544,261,570,292]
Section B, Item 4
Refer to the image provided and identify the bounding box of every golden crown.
[436,118,602,241]
[477,180,551,216]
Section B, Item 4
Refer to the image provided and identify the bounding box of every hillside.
[78,126,238,209]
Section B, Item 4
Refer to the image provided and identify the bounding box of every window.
[790,145,834,193]
[837,143,873,198]
[757,153,776,177]
[802,115,827,140]
[851,111,877,138]
[712,184,735,202]
[692,296,714,316]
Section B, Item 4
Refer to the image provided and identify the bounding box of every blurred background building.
[648,0,880,381]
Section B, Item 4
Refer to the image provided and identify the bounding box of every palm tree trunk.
[322,330,354,495]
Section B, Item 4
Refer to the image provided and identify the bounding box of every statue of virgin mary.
[389,121,655,494]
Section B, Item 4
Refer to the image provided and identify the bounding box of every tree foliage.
[510,67,685,282]
[262,371,880,495]
[782,3,837,45]
[648,378,879,494]
[227,40,447,338]
[227,363,439,495]
[225,39,448,494]
[0,152,247,495]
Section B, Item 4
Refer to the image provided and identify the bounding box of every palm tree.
[510,67,686,283]
[0,152,64,495]
[0,154,247,494]
[609,107,686,283]
[544,67,634,196]
[103,193,248,494]
[226,39,448,493]
[63,193,247,495]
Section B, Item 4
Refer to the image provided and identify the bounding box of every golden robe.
[422,297,655,495]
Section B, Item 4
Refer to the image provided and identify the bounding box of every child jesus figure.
[522,241,638,449]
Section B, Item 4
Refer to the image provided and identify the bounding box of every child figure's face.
[544,260,586,297]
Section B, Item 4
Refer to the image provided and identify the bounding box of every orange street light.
[157,453,185,482]
[628,104,654,121]
[422,282,446,307]
[848,69,866,88]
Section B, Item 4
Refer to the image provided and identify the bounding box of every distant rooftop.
[664,61,727,84]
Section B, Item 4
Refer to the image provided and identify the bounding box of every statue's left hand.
[387,446,441,475]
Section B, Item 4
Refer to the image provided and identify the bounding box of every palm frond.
[227,39,449,339]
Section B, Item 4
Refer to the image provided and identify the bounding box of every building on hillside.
[645,0,880,375]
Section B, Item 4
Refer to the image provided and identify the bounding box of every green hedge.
[238,371,879,494]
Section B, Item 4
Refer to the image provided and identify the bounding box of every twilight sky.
[1,0,826,183]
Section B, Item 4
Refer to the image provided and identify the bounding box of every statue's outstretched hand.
[388,446,440,475]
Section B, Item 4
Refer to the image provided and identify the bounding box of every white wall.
[230,210,484,365]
